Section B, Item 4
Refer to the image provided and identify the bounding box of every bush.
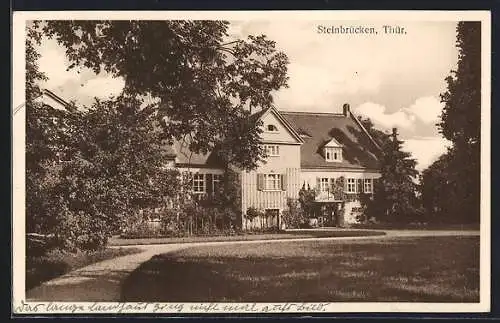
[243,226,281,234]
[120,204,242,239]
[245,207,265,229]
[281,198,308,229]
[120,220,162,239]
[49,205,110,252]
[26,233,58,257]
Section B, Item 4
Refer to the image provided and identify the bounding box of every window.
[364,178,373,193]
[320,178,330,192]
[257,173,285,191]
[264,144,280,156]
[325,147,342,162]
[265,174,282,191]
[213,174,223,193]
[346,178,356,193]
[192,173,205,193]
[266,124,279,132]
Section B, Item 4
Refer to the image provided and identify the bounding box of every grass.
[109,229,385,246]
[350,222,480,231]
[121,236,479,302]
[26,247,142,291]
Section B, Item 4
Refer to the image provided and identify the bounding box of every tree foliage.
[358,116,391,148]
[245,206,263,224]
[30,96,184,250]
[420,152,453,223]
[26,21,60,235]
[369,128,421,223]
[439,22,481,147]
[198,167,243,229]
[281,198,309,229]
[26,21,290,250]
[298,184,317,218]
[421,146,479,224]
[421,22,481,224]
[41,20,290,170]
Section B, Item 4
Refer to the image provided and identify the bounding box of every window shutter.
[357,179,363,193]
[329,178,335,191]
[206,173,213,195]
[281,174,287,191]
[257,174,264,191]
[316,177,321,190]
[372,178,379,194]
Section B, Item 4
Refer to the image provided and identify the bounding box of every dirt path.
[25,229,479,302]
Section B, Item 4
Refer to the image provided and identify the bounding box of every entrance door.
[327,204,336,227]
[317,204,335,227]
[264,209,280,229]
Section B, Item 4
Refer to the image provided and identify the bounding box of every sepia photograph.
[12,10,490,314]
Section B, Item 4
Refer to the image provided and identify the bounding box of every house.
[166,103,382,229]
[38,89,382,229]
[35,89,74,111]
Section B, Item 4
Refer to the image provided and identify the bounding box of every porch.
[311,191,345,227]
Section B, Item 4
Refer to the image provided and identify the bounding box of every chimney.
[342,103,350,117]
[391,127,398,141]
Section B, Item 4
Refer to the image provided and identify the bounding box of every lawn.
[121,236,479,302]
[351,222,480,231]
[26,247,142,291]
[109,229,385,246]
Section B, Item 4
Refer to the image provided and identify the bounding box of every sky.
[35,20,458,171]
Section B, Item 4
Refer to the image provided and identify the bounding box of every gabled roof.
[251,106,304,144]
[41,89,73,110]
[42,89,380,171]
[169,138,225,167]
[280,111,381,170]
[249,107,269,124]
[167,106,304,166]
[323,138,343,148]
[167,108,380,170]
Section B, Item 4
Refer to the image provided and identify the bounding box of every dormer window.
[266,124,279,132]
[323,137,343,162]
[325,147,342,162]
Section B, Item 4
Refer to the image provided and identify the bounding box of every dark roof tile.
[164,109,380,170]
[280,111,380,170]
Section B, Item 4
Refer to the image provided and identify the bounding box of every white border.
[12,10,491,314]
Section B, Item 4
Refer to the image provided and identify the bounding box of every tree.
[358,116,391,148]
[46,96,183,250]
[41,20,290,170]
[211,167,243,230]
[298,184,317,218]
[26,21,61,234]
[430,21,481,223]
[420,152,455,223]
[439,22,480,148]
[370,128,420,223]
[420,145,478,224]
[26,21,290,250]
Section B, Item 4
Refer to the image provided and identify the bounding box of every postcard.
[12,10,491,314]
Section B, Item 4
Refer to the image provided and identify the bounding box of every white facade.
[238,108,381,229]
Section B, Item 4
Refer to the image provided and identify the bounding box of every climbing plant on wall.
[298,184,317,218]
